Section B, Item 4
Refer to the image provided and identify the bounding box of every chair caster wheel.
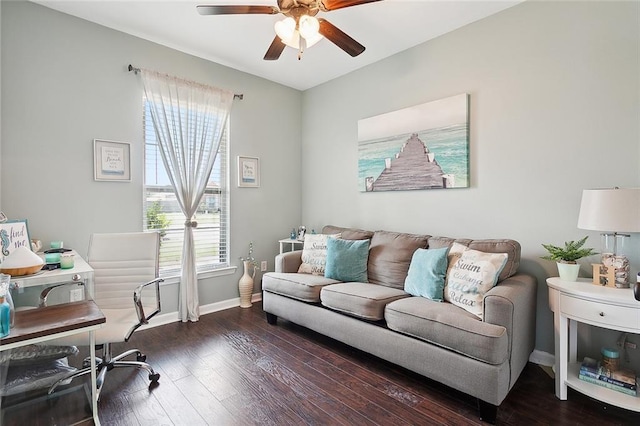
[137,354,147,362]
[82,356,95,368]
[149,373,160,382]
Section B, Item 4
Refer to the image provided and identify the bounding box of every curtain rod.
[128,64,243,100]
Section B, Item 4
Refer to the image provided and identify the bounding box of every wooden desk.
[0,300,106,425]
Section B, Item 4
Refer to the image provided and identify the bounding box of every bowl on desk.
[0,264,44,276]
[0,246,45,276]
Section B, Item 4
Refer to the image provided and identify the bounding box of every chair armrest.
[126,277,163,341]
[134,278,163,323]
[483,273,537,388]
[275,250,303,273]
[39,281,86,307]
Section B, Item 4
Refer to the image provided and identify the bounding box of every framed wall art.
[94,139,131,182]
[358,93,469,192]
[237,156,260,188]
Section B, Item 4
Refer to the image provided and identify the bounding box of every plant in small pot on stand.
[239,242,258,308]
[541,236,597,281]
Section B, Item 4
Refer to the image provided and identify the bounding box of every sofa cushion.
[324,238,370,283]
[322,225,374,241]
[444,245,508,319]
[262,272,341,303]
[320,283,410,321]
[368,231,430,289]
[298,233,341,275]
[385,297,509,365]
[404,247,449,301]
[428,237,520,282]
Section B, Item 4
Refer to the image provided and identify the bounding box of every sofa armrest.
[275,250,303,273]
[483,273,537,388]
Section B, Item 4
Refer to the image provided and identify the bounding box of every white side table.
[278,238,304,254]
[547,277,640,412]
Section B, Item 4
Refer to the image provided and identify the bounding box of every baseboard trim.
[529,349,554,367]
[138,292,263,330]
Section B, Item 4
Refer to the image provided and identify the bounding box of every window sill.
[159,265,238,286]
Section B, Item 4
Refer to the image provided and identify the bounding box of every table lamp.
[577,187,640,288]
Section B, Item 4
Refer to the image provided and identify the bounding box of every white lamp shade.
[299,15,320,40]
[275,17,296,42]
[577,188,640,232]
[303,31,323,47]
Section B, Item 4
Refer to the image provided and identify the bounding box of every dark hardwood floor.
[3,302,640,425]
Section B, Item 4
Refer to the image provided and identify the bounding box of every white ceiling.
[32,0,522,91]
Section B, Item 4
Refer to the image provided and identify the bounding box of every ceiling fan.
[197,0,382,60]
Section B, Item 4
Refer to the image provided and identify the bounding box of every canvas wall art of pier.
[358,94,469,192]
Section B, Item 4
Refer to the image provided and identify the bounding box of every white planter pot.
[557,262,580,282]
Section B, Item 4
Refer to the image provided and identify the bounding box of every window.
[143,100,229,276]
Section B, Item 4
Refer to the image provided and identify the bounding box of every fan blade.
[264,36,286,60]
[321,0,382,12]
[197,5,279,15]
[318,18,365,57]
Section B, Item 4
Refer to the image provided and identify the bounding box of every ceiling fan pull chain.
[298,37,307,60]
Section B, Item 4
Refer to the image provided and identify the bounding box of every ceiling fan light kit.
[197,0,382,60]
[275,16,323,55]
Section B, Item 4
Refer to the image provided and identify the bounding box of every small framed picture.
[297,226,306,241]
[94,139,131,182]
[0,219,32,263]
[237,156,260,188]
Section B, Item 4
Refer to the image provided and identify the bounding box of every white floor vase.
[239,260,255,308]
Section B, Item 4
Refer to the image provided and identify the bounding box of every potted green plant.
[541,236,597,281]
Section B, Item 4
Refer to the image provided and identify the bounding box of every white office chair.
[43,232,163,400]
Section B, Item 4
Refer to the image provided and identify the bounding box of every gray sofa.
[262,226,537,423]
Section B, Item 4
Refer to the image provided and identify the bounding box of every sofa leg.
[265,312,278,325]
[478,400,497,424]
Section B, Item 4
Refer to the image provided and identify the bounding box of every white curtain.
[140,69,233,322]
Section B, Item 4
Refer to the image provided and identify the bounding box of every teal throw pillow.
[324,238,370,282]
[404,247,449,301]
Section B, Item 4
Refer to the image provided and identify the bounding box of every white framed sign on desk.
[0,219,32,263]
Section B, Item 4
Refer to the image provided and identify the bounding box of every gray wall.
[2,1,639,358]
[300,1,640,355]
[1,2,302,311]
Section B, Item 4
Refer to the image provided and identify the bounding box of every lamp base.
[601,253,630,288]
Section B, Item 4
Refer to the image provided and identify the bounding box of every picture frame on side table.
[237,156,260,188]
[0,219,32,263]
[94,139,131,182]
